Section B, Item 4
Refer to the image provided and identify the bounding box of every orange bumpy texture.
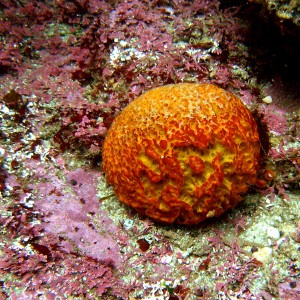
[102,83,261,225]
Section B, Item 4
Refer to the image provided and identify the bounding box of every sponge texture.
[102,83,261,225]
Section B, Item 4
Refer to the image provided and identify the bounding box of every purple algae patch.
[30,161,124,268]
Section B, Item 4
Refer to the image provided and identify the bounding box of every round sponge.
[102,83,261,225]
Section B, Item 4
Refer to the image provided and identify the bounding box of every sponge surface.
[102,83,261,225]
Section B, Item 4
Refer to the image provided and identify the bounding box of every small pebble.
[0,147,5,156]
[267,226,280,240]
[137,238,150,252]
[252,246,273,264]
[262,95,272,104]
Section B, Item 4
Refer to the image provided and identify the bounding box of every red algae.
[0,1,299,298]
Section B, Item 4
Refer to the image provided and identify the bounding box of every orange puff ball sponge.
[102,83,261,225]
